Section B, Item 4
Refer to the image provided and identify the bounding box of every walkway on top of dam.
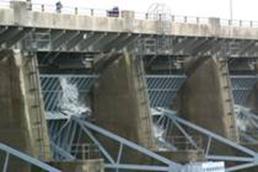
[1,1,258,56]
[1,1,258,39]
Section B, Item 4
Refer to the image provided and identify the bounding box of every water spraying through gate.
[52,77,91,140]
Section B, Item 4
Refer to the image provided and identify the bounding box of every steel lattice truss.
[48,119,78,161]
[152,108,258,172]
[0,143,61,172]
[39,74,258,171]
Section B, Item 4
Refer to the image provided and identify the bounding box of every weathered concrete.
[0,49,34,171]
[92,53,206,164]
[1,1,258,40]
[93,53,155,149]
[49,159,104,172]
[0,49,51,171]
[21,53,51,160]
[173,57,239,142]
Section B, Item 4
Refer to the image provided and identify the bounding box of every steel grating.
[40,75,97,113]
[230,75,258,106]
[145,75,186,107]
[40,74,258,114]
[40,74,258,112]
[40,74,187,112]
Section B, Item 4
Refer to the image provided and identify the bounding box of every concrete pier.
[173,57,239,142]
[0,49,51,171]
[92,53,205,164]
[93,53,155,149]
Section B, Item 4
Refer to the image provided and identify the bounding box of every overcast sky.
[5,0,258,21]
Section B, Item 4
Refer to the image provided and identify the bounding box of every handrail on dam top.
[1,0,258,28]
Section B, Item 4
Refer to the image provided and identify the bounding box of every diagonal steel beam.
[65,31,84,51]
[94,33,121,51]
[79,32,103,51]
[160,108,257,156]
[102,33,131,52]
[0,27,21,45]
[6,29,28,48]
[72,116,181,170]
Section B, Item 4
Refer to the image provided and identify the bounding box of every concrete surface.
[0,49,51,171]
[92,52,206,164]
[173,57,239,142]
[0,49,34,171]
[49,159,104,172]
[1,1,258,40]
[21,53,51,160]
[92,53,155,149]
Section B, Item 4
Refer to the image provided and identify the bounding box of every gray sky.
[15,0,258,21]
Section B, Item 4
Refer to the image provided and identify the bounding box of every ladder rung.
[29,89,37,92]
[221,74,228,77]
[225,98,232,102]
[36,138,43,142]
[27,71,37,75]
[140,117,148,120]
[34,122,42,125]
[227,112,233,116]
[140,99,147,103]
[31,104,40,108]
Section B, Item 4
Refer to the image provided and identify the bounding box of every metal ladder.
[217,57,239,142]
[141,37,157,54]
[227,41,241,57]
[133,56,154,148]
[25,56,47,160]
[35,32,51,50]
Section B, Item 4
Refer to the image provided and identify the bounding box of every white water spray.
[52,77,91,140]
[151,108,177,151]
[58,77,91,119]
[234,104,258,132]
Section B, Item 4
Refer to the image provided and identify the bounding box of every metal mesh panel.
[40,74,187,112]
[146,75,186,107]
[231,75,258,106]
[40,74,258,111]
[40,75,97,112]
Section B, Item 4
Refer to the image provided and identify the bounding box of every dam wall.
[173,57,239,142]
[0,49,51,171]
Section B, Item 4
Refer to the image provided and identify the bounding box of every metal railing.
[1,0,258,28]
[165,135,203,151]
[70,143,101,160]
[72,116,182,172]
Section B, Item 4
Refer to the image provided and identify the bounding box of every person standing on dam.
[26,0,32,10]
[56,1,63,13]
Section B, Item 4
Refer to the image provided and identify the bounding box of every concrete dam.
[1,1,258,171]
